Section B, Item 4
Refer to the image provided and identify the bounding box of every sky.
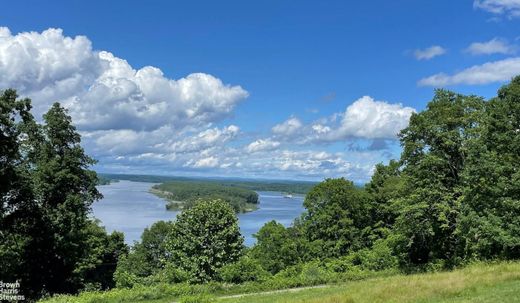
[1,0,520,182]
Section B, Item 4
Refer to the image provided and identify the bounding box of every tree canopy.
[0,92,127,299]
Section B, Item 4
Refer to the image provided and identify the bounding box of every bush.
[218,256,270,283]
[299,261,333,284]
[353,239,398,271]
[155,263,190,283]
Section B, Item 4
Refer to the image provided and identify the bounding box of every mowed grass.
[221,262,520,303]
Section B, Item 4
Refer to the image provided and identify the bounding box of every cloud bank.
[0,27,410,182]
[0,27,248,131]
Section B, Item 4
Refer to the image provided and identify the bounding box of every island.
[150,181,260,213]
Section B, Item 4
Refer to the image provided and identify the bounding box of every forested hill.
[99,173,316,194]
[151,181,260,213]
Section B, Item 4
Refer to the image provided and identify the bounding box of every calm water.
[91,180,305,246]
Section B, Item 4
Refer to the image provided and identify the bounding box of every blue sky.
[1,0,520,182]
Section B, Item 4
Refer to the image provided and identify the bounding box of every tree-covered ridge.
[151,181,259,213]
[101,173,316,194]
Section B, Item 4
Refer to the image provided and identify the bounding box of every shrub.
[300,261,333,284]
[155,263,191,283]
[218,255,270,283]
[354,239,398,271]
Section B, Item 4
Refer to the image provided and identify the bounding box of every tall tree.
[2,95,120,299]
[27,103,103,294]
[394,90,484,266]
[166,199,244,282]
[365,159,403,239]
[459,76,520,260]
[0,89,38,294]
[301,178,371,257]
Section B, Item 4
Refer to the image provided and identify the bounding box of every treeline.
[151,181,259,213]
[101,173,316,194]
[0,90,128,300]
[218,180,315,194]
[248,76,520,272]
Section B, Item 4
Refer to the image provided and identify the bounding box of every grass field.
[40,261,520,303]
[221,262,520,303]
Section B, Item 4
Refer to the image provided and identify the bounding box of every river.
[91,180,305,246]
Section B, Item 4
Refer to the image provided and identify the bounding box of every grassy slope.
[40,262,520,303]
[221,262,520,303]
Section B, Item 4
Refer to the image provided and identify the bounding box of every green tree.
[165,199,244,282]
[0,89,38,295]
[393,90,484,266]
[1,94,123,298]
[458,76,520,260]
[76,221,128,290]
[115,220,173,284]
[24,103,103,294]
[365,160,404,239]
[250,220,301,274]
[301,178,371,257]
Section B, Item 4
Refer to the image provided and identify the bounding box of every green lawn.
[221,262,520,303]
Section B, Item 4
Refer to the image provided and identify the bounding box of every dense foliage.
[247,77,520,276]
[165,200,244,282]
[115,200,244,286]
[152,181,259,213]
[0,91,127,300]
[114,221,174,287]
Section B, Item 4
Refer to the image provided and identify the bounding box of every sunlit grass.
[221,262,520,303]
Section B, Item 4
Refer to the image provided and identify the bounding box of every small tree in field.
[166,199,244,282]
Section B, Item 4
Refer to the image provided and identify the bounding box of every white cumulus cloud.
[269,96,414,143]
[246,139,281,153]
[418,57,520,86]
[465,38,516,55]
[0,27,248,131]
[272,117,303,136]
[413,46,446,60]
[333,96,415,139]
